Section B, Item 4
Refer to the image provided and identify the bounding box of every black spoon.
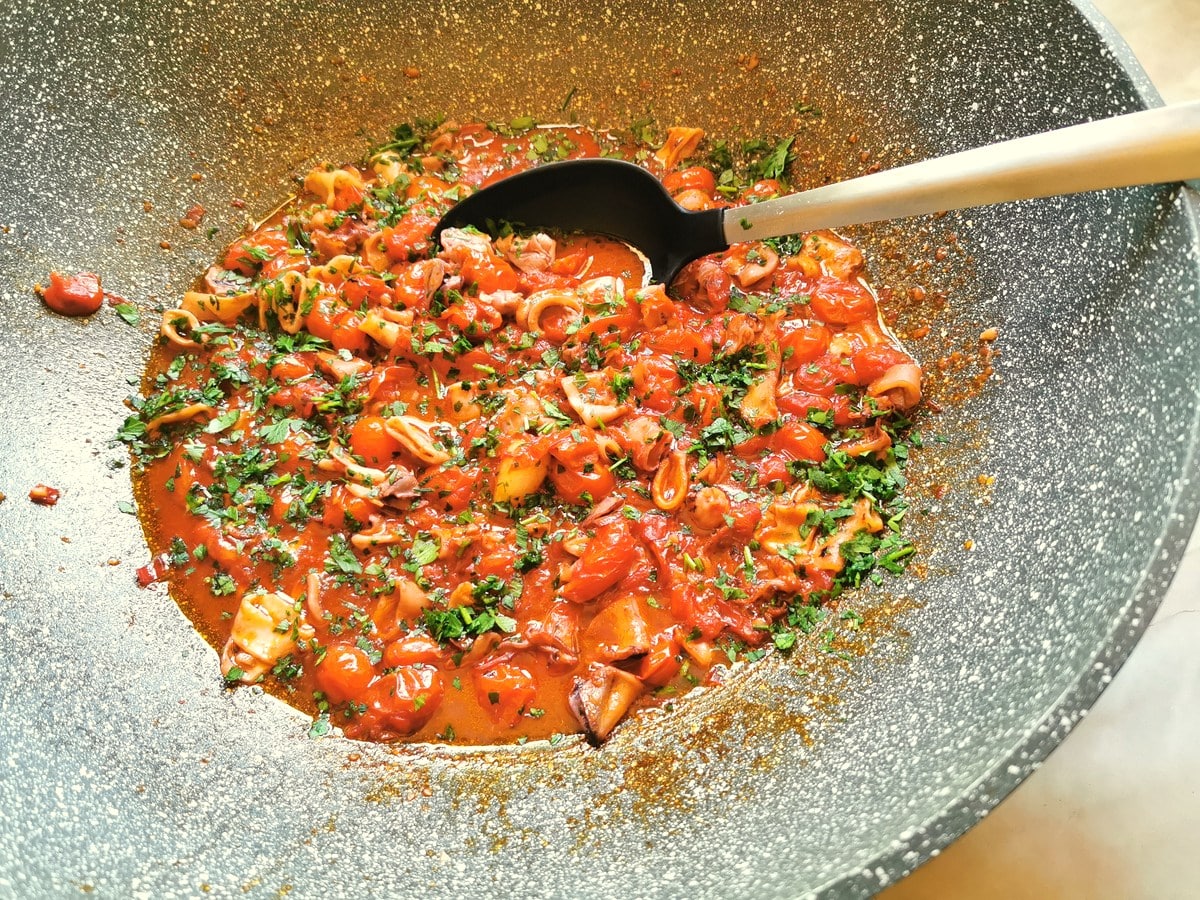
[435,102,1200,285]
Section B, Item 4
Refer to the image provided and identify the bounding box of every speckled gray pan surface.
[0,0,1196,897]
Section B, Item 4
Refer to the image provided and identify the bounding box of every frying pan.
[0,0,1196,896]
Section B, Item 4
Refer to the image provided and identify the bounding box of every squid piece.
[307,253,364,286]
[370,578,432,641]
[593,434,624,463]
[802,230,865,281]
[427,120,460,154]
[635,284,673,328]
[722,242,779,289]
[560,372,631,428]
[755,493,823,560]
[160,309,202,348]
[438,227,494,261]
[823,497,884,559]
[303,165,366,207]
[257,271,312,334]
[409,259,447,303]
[443,381,483,422]
[180,290,256,324]
[361,230,391,271]
[202,264,252,296]
[738,372,780,427]
[495,232,556,273]
[378,467,420,502]
[524,603,580,672]
[493,440,550,504]
[868,363,922,410]
[477,289,523,319]
[569,662,645,742]
[694,452,729,486]
[614,415,673,473]
[651,449,689,512]
[383,415,452,465]
[358,307,406,349]
[577,275,626,307]
[144,403,216,434]
[220,590,301,683]
[580,493,624,526]
[491,387,552,437]
[322,444,388,486]
[720,313,763,355]
[369,151,410,186]
[654,126,705,170]
[518,289,583,335]
[838,422,892,458]
[561,530,590,557]
[315,350,372,382]
[582,596,651,663]
[388,258,448,312]
[756,493,883,573]
[350,519,404,550]
[304,572,324,624]
[737,317,782,428]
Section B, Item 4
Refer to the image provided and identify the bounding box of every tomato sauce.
[123,120,922,745]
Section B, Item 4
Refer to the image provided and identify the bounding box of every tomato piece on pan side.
[38,272,103,316]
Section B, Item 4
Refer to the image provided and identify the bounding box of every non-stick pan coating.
[0,0,1196,896]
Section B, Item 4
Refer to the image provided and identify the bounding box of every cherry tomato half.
[316,643,375,704]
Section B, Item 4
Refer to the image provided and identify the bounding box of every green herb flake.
[114,303,141,326]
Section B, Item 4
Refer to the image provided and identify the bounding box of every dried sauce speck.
[179,204,207,229]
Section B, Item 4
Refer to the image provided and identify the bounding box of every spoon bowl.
[435,158,725,284]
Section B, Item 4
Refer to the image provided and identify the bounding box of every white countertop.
[883,3,1200,897]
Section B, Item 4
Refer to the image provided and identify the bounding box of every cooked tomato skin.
[356,665,444,737]
[382,634,443,668]
[380,215,437,261]
[315,644,375,704]
[780,321,832,369]
[562,522,640,604]
[851,345,911,384]
[305,296,339,341]
[349,415,401,466]
[548,436,616,506]
[270,354,313,382]
[39,272,103,316]
[223,230,290,275]
[771,420,827,463]
[809,276,876,324]
[421,465,477,514]
[330,309,372,354]
[473,662,537,727]
[639,631,681,687]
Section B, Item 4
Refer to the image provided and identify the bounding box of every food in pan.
[119,119,922,745]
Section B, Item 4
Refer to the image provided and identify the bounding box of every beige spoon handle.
[729,101,1200,242]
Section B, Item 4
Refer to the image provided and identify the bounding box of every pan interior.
[0,0,1196,896]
